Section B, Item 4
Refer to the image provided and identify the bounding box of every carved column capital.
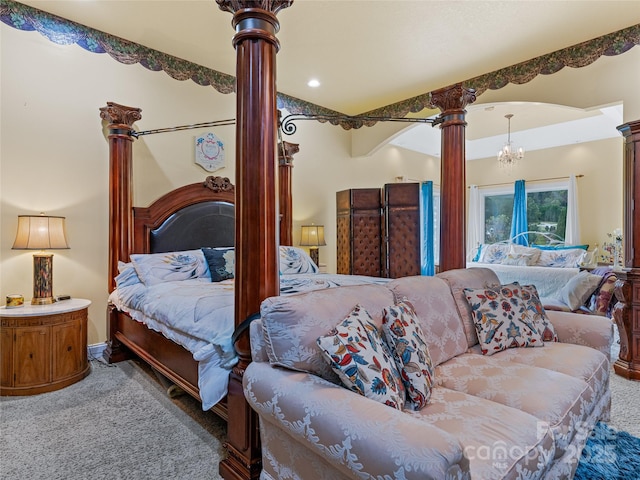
[428,83,476,115]
[216,1,293,15]
[278,141,299,166]
[99,102,142,127]
[217,1,293,50]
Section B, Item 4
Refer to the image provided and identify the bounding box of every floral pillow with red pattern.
[464,283,545,356]
[316,304,406,410]
[382,302,435,410]
[519,284,559,342]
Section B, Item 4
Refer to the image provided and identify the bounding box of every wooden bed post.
[278,140,299,246]
[217,2,293,479]
[99,102,142,293]
[99,102,142,364]
[429,84,476,272]
[613,119,640,380]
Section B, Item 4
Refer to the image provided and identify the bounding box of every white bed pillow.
[536,248,587,268]
[130,249,210,286]
[556,270,602,310]
[279,246,319,274]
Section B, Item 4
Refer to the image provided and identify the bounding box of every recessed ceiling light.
[307,79,320,88]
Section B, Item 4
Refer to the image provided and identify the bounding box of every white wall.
[2,22,638,345]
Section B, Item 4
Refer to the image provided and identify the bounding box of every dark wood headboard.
[132,176,235,255]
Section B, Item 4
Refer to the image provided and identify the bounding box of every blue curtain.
[420,181,435,276]
[510,179,528,245]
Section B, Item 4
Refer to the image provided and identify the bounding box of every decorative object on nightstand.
[299,224,326,266]
[0,298,91,395]
[12,213,70,305]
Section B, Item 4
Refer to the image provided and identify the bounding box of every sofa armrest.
[545,310,614,361]
[244,362,468,480]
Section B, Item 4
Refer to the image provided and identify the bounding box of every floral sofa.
[245,267,613,480]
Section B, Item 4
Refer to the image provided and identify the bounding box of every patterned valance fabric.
[1,0,638,127]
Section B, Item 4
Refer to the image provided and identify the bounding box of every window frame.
[478,179,569,244]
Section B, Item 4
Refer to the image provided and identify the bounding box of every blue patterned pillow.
[279,246,319,274]
[382,302,434,410]
[202,247,235,282]
[130,250,210,286]
[316,305,406,410]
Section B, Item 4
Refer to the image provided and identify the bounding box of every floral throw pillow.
[463,283,545,356]
[382,302,434,410]
[202,247,235,282]
[130,250,210,286]
[316,305,405,410]
[519,284,559,342]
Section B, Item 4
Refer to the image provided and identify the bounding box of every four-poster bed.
[100,3,476,480]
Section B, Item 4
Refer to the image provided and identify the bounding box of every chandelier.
[497,114,524,169]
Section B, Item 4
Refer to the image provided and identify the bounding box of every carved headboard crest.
[204,175,235,193]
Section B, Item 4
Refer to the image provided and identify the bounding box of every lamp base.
[32,253,54,305]
[309,247,319,266]
[31,296,54,305]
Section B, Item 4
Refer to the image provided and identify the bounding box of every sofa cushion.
[463,283,545,355]
[435,353,596,458]
[519,284,559,342]
[387,276,469,366]
[381,301,434,410]
[437,267,501,348]
[317,305,405,410]
[468,341,610,403]
[408,386,556,480]
[261,284,395,383]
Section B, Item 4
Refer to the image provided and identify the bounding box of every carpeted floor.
[0,359,227,480]
[1,351,638,480]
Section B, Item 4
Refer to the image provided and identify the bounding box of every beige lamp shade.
[299,225,326,247]
[12,215,69,250]
[12,214,69,305]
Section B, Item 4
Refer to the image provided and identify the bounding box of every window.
[481,181,568,245]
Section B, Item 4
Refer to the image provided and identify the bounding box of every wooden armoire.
[336,183,421,278]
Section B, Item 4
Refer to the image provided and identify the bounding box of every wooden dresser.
[1,298,91,395]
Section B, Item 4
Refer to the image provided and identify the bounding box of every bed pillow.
[536,248,587,268]
[534,244,589,251]
[556,270,603,310]
[381,301,434,410]
[478,243,511,264]
[279,246,319,274]
[130,249,210,286]
[519,284,559,342]
[202,247,235,282]
[316,304,405,410]
[463,283,545,356]
[114,262,143,288]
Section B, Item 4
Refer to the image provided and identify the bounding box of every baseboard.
[88,342,107,361]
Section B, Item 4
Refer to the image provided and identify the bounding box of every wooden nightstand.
[1,298,91,396]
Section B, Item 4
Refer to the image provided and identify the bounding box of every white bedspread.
[109,273,390,410]
[467,262,580,298]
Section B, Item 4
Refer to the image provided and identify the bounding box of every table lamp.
[12,214,70,305]
[299,224,326,266]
